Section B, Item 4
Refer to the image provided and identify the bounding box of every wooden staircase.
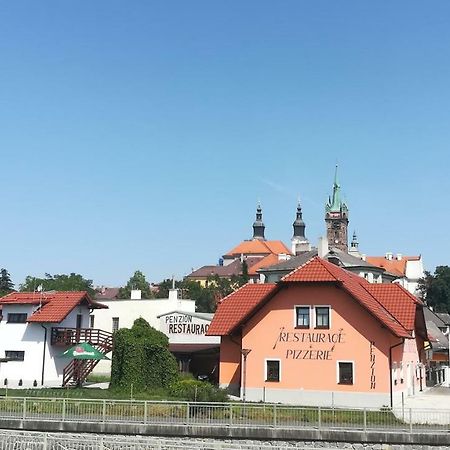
[51,327,113,387]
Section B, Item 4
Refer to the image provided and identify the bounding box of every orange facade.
[209,257,427,408]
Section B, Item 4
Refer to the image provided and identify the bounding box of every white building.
[366,253,425,295]
[0,291,108,388]
[158,310,220,379]
[91,288,196,375]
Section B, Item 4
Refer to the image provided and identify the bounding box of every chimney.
[385,252,393,261]
[318,237,329,258]
[396,253,402,261]
[168,288,178,301]
[130,289,141,300]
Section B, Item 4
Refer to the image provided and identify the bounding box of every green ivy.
[110,318,179,391]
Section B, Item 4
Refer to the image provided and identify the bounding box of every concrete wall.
[0,418,449,447]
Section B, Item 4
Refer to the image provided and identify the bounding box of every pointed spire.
[292,199,306,239]
[351,231,358,249]
[326,164,348,213]
[252,202,265,240]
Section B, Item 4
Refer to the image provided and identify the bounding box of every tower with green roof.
[325,165,349,252]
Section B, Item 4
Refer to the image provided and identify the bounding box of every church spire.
[252,202,265,240]
[291,199,311,255]
[349,231,361,257]
[326,165,347,213]
[325,165,349,252]
[292,200,306,239]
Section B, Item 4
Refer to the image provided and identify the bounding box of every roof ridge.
[281,256,340,282]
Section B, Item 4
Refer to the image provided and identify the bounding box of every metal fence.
[0,397,449,433]
[0,430,319,450]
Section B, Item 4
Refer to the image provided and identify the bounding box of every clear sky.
[1,1,449,287]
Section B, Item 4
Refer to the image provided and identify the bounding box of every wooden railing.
[51,327,113,387]
[51,327,112,350]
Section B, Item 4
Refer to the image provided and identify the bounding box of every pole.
[241,349,251,402]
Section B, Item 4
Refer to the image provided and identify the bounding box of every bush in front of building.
[110,318,179,391]
[169,378,228,402]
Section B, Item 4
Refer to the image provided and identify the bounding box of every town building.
[157,310,220,381]
[423,307,449,386]
[0,291,108,388]
[325,166,349,252]
[91,288,196,375]
[186,204,291,285]
[366,254,424,295]
[207,257,427,408]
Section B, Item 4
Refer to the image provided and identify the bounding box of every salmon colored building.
[207,257,427,408]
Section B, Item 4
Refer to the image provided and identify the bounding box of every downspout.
[41,325,47,386]
[389,338,405,408]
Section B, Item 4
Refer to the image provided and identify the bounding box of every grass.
[86,374,111,383]
[0,387,170,401]
[0,388,404,428]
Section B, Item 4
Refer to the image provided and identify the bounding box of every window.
[7,313,27,323]
[338,362,353,384]
[89,315,95,328]
[295,306,310,328]
[315,307,330,329]
[265,360,280,382]
[112,317,120,333]
[5,351,25,361]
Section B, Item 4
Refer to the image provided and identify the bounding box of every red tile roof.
[247,254,281,276]
[209,257,415,338]
[365,284,420,332]
[187,257,262,279]
[224,240,291,258]
[207,283,278,335]
[366,256,420,277]
[0,291,107,323]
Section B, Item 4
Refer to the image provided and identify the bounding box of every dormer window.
[7,313,27,323]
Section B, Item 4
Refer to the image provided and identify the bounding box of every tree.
[19,273,95,297]
[118,270,153,299]
[110,318,179,391]
[0,268,14,296]
[418,266,450,313]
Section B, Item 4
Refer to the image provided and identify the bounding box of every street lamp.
[241,349,252,402]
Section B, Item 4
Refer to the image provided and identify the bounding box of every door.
[76,314,82,342]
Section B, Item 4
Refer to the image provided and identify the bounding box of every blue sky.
[1,1,449,287]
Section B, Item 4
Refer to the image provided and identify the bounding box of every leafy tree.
[19,273,95,297]
[110,318,179,391]
[418,266,450,313]
[118,270,153,299]
[0,268,14,296]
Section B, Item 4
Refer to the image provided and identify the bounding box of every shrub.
[110,318,179,391]
[169,379,228,402]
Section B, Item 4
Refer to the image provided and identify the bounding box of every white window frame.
[314,305,331,329]
[264,358,281,382]
[5,350,25,362]
[294,305,311,329]
[336,360,355,385]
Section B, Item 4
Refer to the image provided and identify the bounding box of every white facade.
[158,311,220,346]
[91,289,196,374]
[0,303,92,388]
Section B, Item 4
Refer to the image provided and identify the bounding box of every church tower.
[252,203,266,240]
[291,200,311,255]
[325,165,349,252]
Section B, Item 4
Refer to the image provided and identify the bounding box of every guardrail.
[0,430,318,450]
[0,397,449,433]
